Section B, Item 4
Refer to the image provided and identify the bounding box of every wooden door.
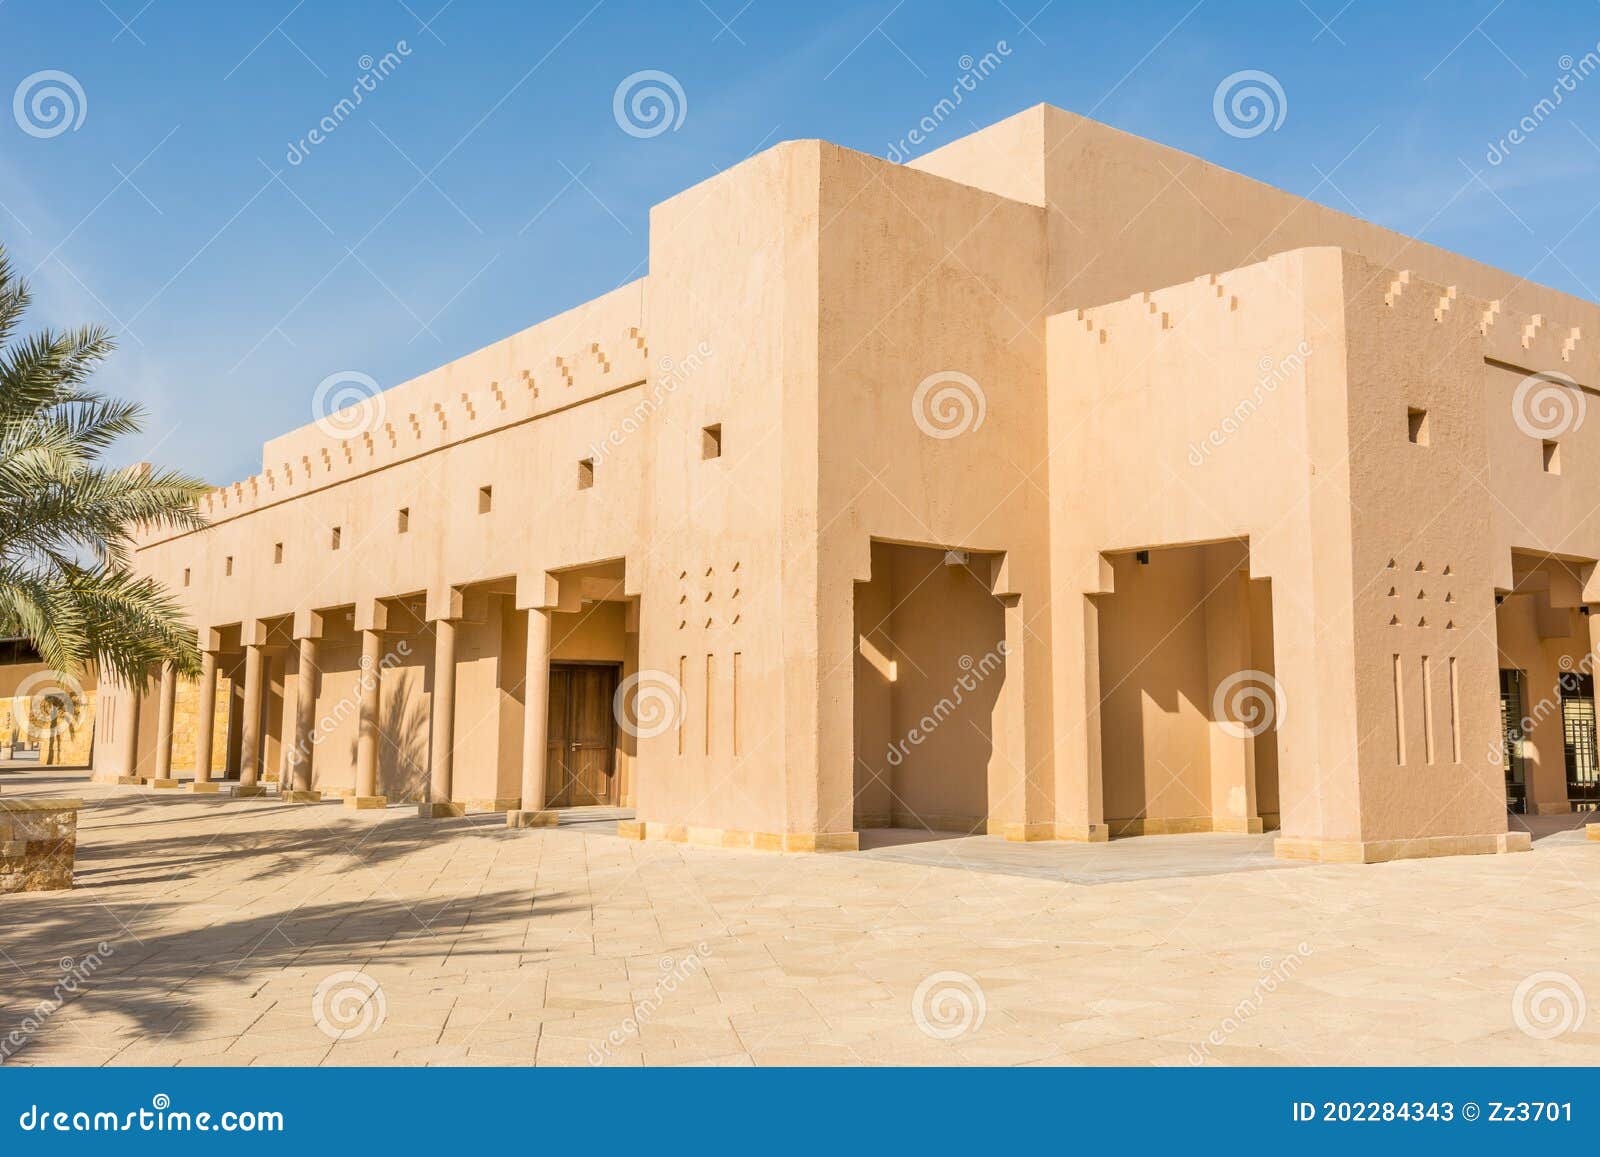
[544,664,619,808]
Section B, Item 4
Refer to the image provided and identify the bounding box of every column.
[237,644,266,796]
[347,628,386,808]
[88,673,143,785]
[283,634,321,801]
[420,618,461,818]
[1203,551,1262,833]
[508,608,555,828]
[188,651,221,792]
[149,662,179,788]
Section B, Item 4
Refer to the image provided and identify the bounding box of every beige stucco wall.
[81,104,1600,859]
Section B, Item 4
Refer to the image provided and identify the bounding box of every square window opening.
[1407,407,1430,446]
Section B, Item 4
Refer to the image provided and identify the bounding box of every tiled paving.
[1,765,1597,1067]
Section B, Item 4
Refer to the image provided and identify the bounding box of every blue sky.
[1,0,1595,484]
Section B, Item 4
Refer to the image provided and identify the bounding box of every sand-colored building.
[83,105,1600,862]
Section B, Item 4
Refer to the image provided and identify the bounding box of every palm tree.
[0,244,209,684]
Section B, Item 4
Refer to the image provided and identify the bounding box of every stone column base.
[233,784,267,798]
[617,820,858,852]
[1108,815,1266,837]
[343,795,386,810]
[1053,822,1110,842]
[507,809,559,828]
[187,782,223,794]
[1001,821,1058,842]
[465,797,520,813]
[281,790,323,803]
[1275,831,1532,864]
[1532,801,1573,816]
[419,802,466,818]
[91,774,144,786]
[147,778,182,790]
[1587,824,1598,842]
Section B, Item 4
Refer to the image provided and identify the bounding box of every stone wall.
[171,675,232,774]
[0,692,96,767]
[0,799,80,893]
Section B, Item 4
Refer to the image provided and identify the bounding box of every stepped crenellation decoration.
[1056,257,1598,403]
[188,318,650,525]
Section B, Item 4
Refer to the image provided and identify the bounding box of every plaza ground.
[1,764,1596,1067]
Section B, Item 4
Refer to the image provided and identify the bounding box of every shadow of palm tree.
[0,885,581,1058]
[336,680,432,802]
